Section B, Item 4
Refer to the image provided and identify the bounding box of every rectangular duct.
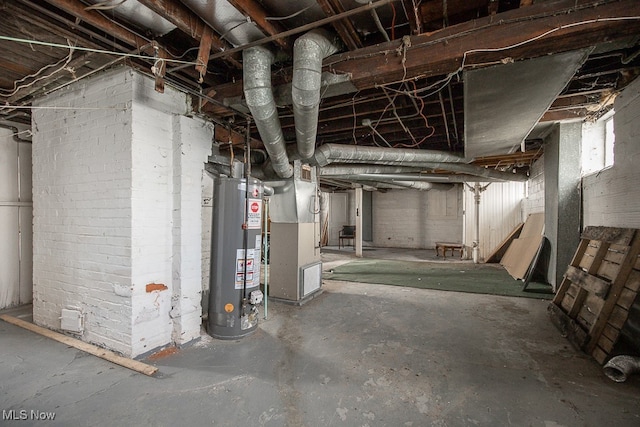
[463,49,591,159]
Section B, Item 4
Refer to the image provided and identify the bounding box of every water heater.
[208,177,264,339]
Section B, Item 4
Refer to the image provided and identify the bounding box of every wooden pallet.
[548,226,640,364]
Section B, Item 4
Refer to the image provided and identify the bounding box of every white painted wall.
[32,68,211,357]
[463,181,525,261]
[372,186,462,249]
[583,77,640,228]
[0,127,32,309]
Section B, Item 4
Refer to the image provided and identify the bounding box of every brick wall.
[32,68,211,357]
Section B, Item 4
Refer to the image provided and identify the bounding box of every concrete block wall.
[583,77,640,228]
[32,68,211,357]
[524,155,545,216]
[372,186,462,249]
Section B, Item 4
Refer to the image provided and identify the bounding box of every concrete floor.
[1,248,639,426]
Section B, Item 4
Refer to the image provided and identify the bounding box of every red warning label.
[246,198,262,229]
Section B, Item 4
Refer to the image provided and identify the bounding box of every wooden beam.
[195,26,214,82]
[207,0,396,62]
[317,0,363,50]
[0,314,158,377]
[328,0,640,90]
[226,0,290,50]
[216,0,640,103]
[215,125,263,149]
[520,0,534,6]
[44,0,156,56]
[540,108,590,122]
[136,0,242,69]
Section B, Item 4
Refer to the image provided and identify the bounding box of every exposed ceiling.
[1,0,639,189]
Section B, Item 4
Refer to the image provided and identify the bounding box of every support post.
[466,182,490,263]
[355,185,363,257]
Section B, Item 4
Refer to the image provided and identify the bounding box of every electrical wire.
[0,42,75,95]
[351,90,360,144]
[390,2,396,41]
[219,19,252,42]
[0,42,76,98]
[265,5,315,21]
[84,0,127,11]
[0,35,199,66]
[0,105,126,111]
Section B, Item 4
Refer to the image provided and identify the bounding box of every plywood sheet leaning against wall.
[548,226,640,364]
[485,222,524,263]
[501,213,545,279]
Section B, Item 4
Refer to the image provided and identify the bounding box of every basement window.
[582,110,615,175]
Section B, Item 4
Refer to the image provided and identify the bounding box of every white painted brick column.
[32,68,135,356]
[32,67,213,357]
[170,115,213,345]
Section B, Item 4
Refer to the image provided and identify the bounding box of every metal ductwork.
[319,163,525,182]
[385,181,451,191]
[328,173,496,184]
[292,29,341,159]
[243,46,293,179]
[604,355,640,383]
[313,144,465,167]
[320,165,423,176]
[312,145,526,181]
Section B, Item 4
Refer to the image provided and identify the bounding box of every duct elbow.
[604,355,640,383]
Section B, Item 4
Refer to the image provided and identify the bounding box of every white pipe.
[473,183,480,264]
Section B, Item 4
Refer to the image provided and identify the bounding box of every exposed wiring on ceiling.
[84,0,127,11]
[0,41,76,98]
[44,55,127,95]
[265,5,315,21]
[0,105,127,111]
[219,19,253,42]
[0,35,199,66]
[351,90,360,144]
[392,80,435,148]
[325,14,640,69]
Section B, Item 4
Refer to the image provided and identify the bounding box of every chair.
[338,225,356,249]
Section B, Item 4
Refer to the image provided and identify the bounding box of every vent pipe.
[292,29,341,159]
[243,46,293,178]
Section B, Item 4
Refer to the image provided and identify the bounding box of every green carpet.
[324,259,553,299]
